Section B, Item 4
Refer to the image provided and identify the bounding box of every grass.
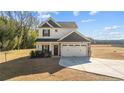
[0,45,124,80]
[0,49,33,62]
[91,44,124,60]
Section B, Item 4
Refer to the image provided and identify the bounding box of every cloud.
[89,11,99,15]
[104,25,121,31]
[109,32,120,35]
[51,11,59,15]
[37,11,59,20]
[73,11,80,16]
[93,31,124,40]
[39,11,59,15]
[91,26,123,40]
[108,32,124,39]
[81,19,96,23]
[41,14,51,19]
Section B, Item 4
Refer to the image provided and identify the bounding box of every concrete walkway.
[59,57,124,79]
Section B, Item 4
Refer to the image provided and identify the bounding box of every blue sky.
[36,11,124,40]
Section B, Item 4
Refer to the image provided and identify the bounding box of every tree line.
[0,11,39,51]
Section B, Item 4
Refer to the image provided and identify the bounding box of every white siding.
[38,28,76,39]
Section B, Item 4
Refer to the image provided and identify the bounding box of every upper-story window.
[43,29,50,36]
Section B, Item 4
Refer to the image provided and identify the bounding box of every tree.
[0,11,39,51]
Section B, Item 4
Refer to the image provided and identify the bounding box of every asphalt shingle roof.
[39,18,78,28]
[58,22,77,28]
[59,32,89,42]
[35,38,58,42]
[48,20,61,28]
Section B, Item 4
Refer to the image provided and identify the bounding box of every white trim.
[46,22,54,28]
[49,43,52,51]
[40,22,53,28]
[36,41,90,44]
[75,31,91,41]
[47,17,62,27]
[58,31,74,41]
[58,31,90,42]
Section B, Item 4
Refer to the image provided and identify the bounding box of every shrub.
[30,50,52,58]
[48,51,52,57]
[44,51,52,57]
[30,50,36,58]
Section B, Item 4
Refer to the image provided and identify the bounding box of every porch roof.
[35,38,58,42]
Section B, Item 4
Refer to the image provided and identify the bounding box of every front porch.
[36,42,61,56]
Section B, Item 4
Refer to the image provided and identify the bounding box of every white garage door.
[61,45,87,56]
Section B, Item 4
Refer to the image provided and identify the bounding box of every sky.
[36,11,124,40]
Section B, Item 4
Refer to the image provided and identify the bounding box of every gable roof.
[58,31,90,42]
[35,31,90,42]
[47,19,61,28]
[39,18,77,28]
[39,17,61,28]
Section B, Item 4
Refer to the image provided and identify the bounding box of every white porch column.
[36,43,42,50]
[40,44,42,51]
[59,43,61,56]
[49,43,52,51]
[38,43,42,51]
[50,43,54,55]
[36,44,38,50]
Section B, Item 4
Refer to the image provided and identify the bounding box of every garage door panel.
[61,45,87,56]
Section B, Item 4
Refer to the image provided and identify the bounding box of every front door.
[54,45,58,56]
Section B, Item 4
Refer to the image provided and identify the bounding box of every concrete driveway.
[59,57,124,79]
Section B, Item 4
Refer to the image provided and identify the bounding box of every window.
[43,29,50,36]
[55,29,58,32]
[42,45,49,52]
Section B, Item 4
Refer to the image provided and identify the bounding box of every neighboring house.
[36,17,91,57]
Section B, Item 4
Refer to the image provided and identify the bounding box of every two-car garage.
[61,44,88,57]
[58,31,90,57]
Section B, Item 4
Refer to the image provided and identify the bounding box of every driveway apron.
[59,57,124,79]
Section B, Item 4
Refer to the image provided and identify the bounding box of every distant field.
[91,44,124,60]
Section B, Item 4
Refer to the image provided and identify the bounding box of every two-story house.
[36,17,91,57]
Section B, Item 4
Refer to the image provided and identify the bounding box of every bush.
[30,50,52,58]
[30,50,36,58]
[44,51,52,57]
